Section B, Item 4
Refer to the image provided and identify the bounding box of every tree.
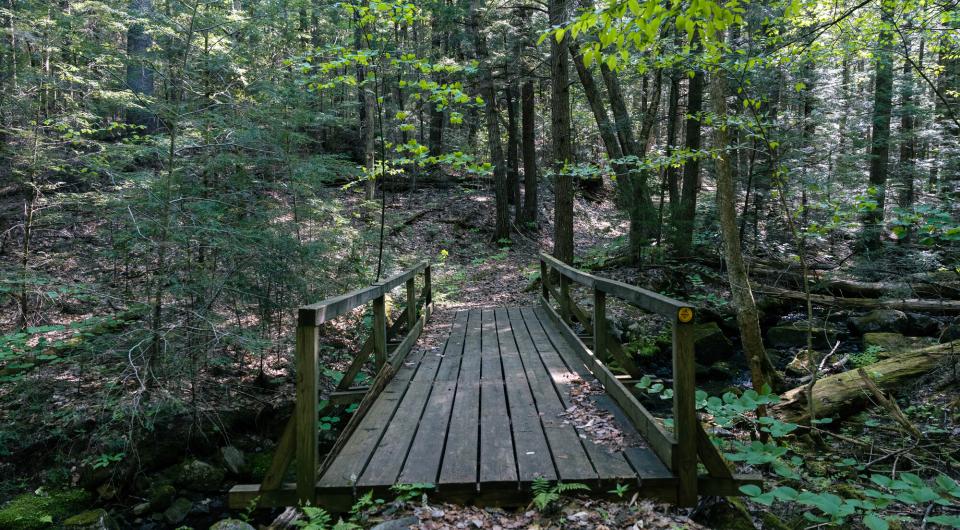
[550,0,574,263]
[861,0,895,248]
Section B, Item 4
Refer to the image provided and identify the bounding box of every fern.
[531,479,590,511]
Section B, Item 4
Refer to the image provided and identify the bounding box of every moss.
[0,489,91,529]
[759,512,791,530]
[248,451,273,481]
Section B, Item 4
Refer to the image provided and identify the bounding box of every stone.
[132,503,151,517]
[906,313,942,336]
[147,484,176,512]
[163,498,193,525]
[691,497,756,530]
[848,310,909,335]
[371,516,420,530]
[767,323,833,349]
[209,519,256,530]
[942,319,960,343]
[221,446,245,475]
[0,489,90,529]
[708,361,738,380]
[62,509,119,530]
[175,459,225,492]
[862,333,936,357]
[692,322,733,363]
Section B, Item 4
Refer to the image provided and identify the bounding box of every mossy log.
[749,265,960,299]
[755,285,960,314]
[776,340,959,424]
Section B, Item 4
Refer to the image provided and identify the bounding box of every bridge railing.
[538,252,700,505]
[260,261,433,504]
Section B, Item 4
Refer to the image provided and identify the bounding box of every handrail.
[299,260,429,326]
[538,252,698,506]
[539,252,692,317]
[286,260,432,504]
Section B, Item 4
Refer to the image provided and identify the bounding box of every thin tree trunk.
[862,0,895,247]
[671,63,703,257]
[522,77,537,225]
[550,0,573,263]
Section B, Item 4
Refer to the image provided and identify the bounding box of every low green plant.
[87,452,125,470]
[390,482,434,503]
[608,483,630,498]
[531,477,590,511]
[850,345,883,367]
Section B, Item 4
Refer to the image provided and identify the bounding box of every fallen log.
[755,285,960,314]
[749,265,960,299]
[775,340,959,424]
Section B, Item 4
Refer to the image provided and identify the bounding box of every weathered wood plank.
[295,324,319,504]
[478,310,517,484]
[260,416,296,494]
[299,262,428,326]
[357,380,434,487]
[510,308,597,482]
[534,300,676,470]
[672,318,698,506]
[494,308,556,482]
[439,310,482,485]
[399,311,469,484]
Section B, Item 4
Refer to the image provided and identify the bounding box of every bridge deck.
[316,306,674,504]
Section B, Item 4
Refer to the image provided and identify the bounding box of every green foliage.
[850,345,884,368]
[608,483,631,498]
[531,477,590,511]
[390,482,435,503]
[0,489,90,529]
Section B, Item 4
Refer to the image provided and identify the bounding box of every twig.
[856,368,922,439]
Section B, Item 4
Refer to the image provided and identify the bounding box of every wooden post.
[540,259,549,301]
[672,309,697,506]
[406,277,417,329]
[559,275,572,325]
[424,264,432,305]
[294,318,319,505]
[593,288,607,362]
[373,294,387,369]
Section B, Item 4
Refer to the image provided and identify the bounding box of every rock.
[163,498,193,525]
[221,446,245,475]
[96,483,117,500]
[691,497,756,530]
[767,323,833,349]
[942,319,960,343]
[848,310,909,335]
[62,509,119,530]
[906,313,942,336]
[0,489,90,529]
[209,519,256,530]
[371,516,419,530]
[175,459,225,492]
[862,333,936,357]
[132,503,151,517]
[147,484,176,512]
[693,322,733,363]
[708,361,738,380]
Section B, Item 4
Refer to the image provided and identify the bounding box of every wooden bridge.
[229,254,758,511]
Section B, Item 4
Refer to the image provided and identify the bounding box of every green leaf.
[863,513,888,530]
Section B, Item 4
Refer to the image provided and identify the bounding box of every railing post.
[406,277,417,329]
[559,275,572,325]
[373,292,387,369]
[540,259,549,301]
[295,312,319,505]
[672,306,697,506]
[593,288,607,362]
[424,264,432,306]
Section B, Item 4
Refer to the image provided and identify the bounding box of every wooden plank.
[373,295,387,369]
[260,416,296,493]
[298,262,427,326]
[318,349,426,488]
[593,289,607,363]
[399,311,469,483]
[357,381,434,487]
[439,310,482,485]
[534,299,676,469]
[672,318,698,506]
[339,303,416,391]
[624,446,676,488]
[295,324,319,504]
[563,295,641,378]
[540,259,549,301]
[520,307,635,483]
[509,308,597,482]
[697,422,733,479]
[377,260,428,293]
[478,310,517,484]
[494,308,556,482]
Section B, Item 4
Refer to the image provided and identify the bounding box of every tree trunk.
[506,82,521,214]
[861,0,895,247]
[665,63,681,217]
[126,0,155,130]
[522,77,538,225]
[710,58,783,392]
[898,37,916,211]
[670,63,703,257]
[777,340,959,424]
[550,0,573,263]
[568,41,626,182]
[468,0,509,242]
